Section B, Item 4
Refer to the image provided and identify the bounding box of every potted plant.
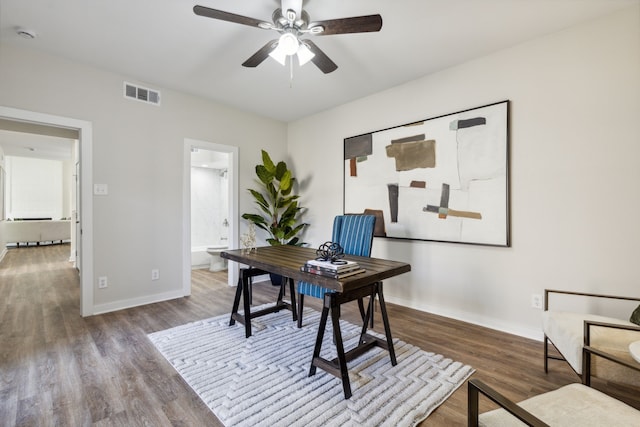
[242,150,308,284]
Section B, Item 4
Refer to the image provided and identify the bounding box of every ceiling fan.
[193,0,382,74]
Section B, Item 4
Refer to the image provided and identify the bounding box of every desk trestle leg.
[229,268,298,338]
[308,282,396,399]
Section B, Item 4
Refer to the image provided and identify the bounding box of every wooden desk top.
[221,245,411,293]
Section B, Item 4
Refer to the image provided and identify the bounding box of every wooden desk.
[221,245,411,398]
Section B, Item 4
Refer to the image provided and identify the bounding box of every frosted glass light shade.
[297,43,315,66]
[279,33,299,55]
[269,47,288,66]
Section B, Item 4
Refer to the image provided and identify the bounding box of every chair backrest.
[331,215,376,257]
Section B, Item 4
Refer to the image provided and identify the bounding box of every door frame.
[0,106,94,316]
[183,138,239,292]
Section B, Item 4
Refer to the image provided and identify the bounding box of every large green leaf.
[271,226,286,240]
[276,195,291,209]
[279,170,292,193]
[275,161,287,181]
[280,195,299,206]
[258,203,271,217]
[278,213,295,229]
[256,165,274,185]
[262,150,275,173]
[266,238,281,246]
[284,223,308,240]
[266,182,277,203]
[285,237,301,246]
[241,213,266,225]
[280,201,299,221]
[241,213,269,233]
[282,177,296,196]
[248,189,268,209]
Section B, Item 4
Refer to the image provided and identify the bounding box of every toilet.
[206,245,228,271]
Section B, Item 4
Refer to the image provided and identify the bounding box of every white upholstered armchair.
[468,378,640,426]
[542,289,640,387]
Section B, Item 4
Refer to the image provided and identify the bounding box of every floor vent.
[124,82,161,106]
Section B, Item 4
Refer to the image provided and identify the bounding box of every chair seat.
[542,311,638,375]
[297,282,333,299]
[479,383,640,426]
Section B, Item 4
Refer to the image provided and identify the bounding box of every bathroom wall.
[190,166,228,252]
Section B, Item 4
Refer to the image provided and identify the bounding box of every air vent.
[124,82,161,106]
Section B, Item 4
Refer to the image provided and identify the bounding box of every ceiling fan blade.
[303,40,338,74]
[193,5,268,28]
[242,40,279,68]
[310,14,382,35]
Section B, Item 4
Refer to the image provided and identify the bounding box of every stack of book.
[300,259,366,279]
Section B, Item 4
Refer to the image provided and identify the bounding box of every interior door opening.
[0,106,94,316]
[183,139,238,294]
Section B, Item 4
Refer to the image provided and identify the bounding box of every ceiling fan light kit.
[193,1,382,74]
[278,32,300,56]
[296,42,315,66]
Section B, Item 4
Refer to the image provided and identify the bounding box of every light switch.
[94,183,108,195]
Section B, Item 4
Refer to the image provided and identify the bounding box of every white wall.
[288,6,640,339]
[191,166,228,248]
[5,156,67,220]
[0,43,287,313]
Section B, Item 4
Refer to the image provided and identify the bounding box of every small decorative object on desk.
[240,223,257,255]
[315,241,346,264]
[301,241,366,279]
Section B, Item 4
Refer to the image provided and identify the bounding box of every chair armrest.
[584,320,640,344]
[467,379,549,427]
[582,321,640,385]
[584,345,640,373]
[544,289,640,311]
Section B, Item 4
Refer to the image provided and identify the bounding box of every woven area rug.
[148,305,474,427]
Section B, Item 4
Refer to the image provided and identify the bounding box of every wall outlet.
[531,293,542,309]
[98,276,108,289]
[151,269,160,281]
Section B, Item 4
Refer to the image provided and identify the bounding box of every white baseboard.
[384,294,544,342]
[92,289,185,316]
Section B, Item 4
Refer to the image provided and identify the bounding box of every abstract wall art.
[344,100,510,246]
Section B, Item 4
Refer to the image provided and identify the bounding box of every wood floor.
[1,244,638,426]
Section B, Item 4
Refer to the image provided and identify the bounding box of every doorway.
[0,106,94,316]
[183,139,238,293]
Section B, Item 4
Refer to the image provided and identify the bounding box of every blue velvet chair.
[297,214,376,328]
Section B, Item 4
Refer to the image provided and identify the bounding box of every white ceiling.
[0,129,74,161]
[1,0,638,124]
